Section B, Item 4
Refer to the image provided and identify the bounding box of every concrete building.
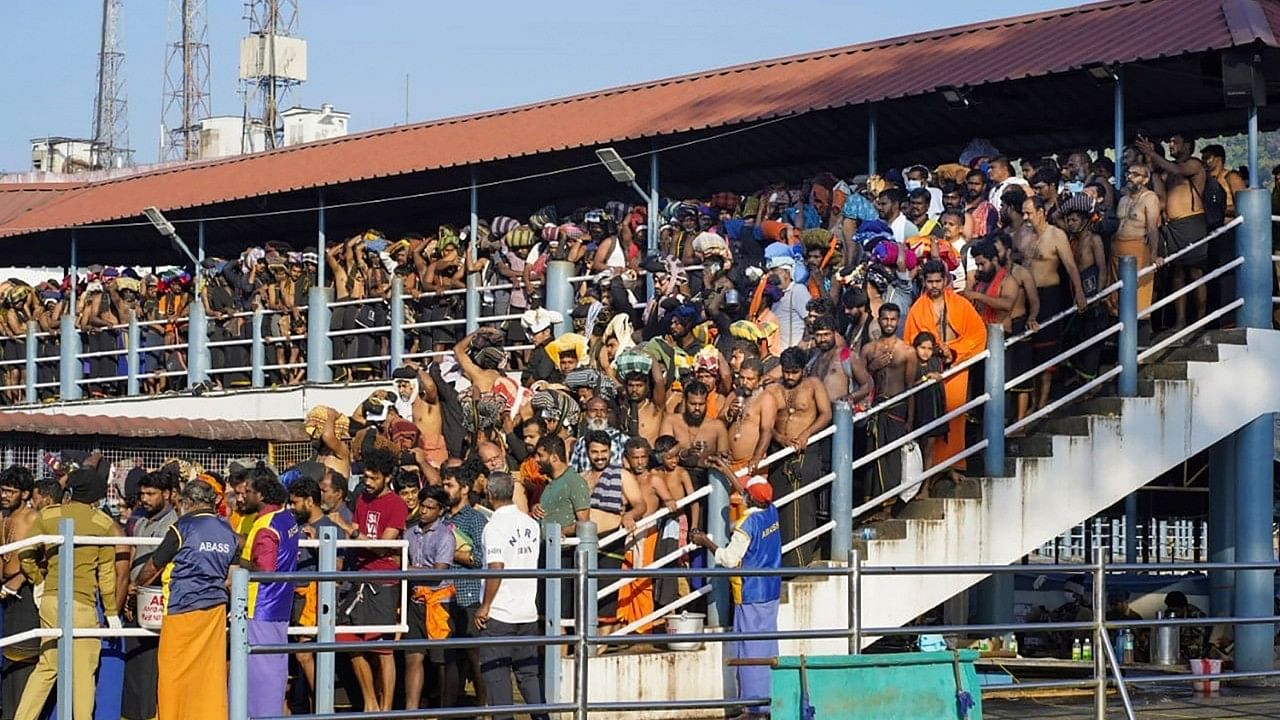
[198,116,269,159]
[282,104,349,146]
[29,137,97,173]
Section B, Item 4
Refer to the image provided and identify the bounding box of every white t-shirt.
[482,504,541,624]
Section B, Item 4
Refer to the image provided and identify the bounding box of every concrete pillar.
[546,260,574,336]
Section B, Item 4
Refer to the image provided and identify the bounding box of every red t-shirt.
[354,490,407,572]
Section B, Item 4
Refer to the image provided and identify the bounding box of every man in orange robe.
[904,261,989,468]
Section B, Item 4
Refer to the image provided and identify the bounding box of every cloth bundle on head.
[461,390,505,433]
[959,138,1000,168]
[564,368,612,400]
[604,201,629,225]
[613,347,652,378]
[474,346,507,371]
[763,241,806,282]
[692,231,731,264]
[520,308,563,335]
[436,226,460,252]
[709,191,739,212]
[66,468,107,505]
[490,216,519,239]
[531,388,580,429]
[540,224,559,243]
[602,313,636,354]
[389,420,420,446]
[547,333,588,368]
[744,475,773,504]
[304,406,350,440]
[504,225,536,251]
[871,241,918,271]
[729,319,778,342]
[558,223,585,241]
[1060,193,1095,215]
[529,205,558,230]
[693,345,720,373]
[854,219,895,250]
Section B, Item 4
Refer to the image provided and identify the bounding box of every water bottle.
[859,527,877,541]
[1007,633,1019,656]
[1123,629,1135,664]
[1072,638,1082,661]
[1082,637,1093,661]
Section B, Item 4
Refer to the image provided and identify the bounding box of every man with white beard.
[569,395,626,473]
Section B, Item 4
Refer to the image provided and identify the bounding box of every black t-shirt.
[525,341,563,385]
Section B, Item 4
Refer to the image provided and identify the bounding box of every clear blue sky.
[0,0,1083,172]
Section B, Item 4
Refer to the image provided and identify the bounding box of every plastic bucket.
[1190,658,1222,694]
[136,586,165,631]
[667,612,705,651]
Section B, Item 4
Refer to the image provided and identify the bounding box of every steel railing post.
[56,518,74,717]
[315,527,337,713]
[58,313,81,401]
[229,567,250,720]
[1093,549,1106,720]
[125,312,140,396]
[983,324,1005,474]
[706,469,732,628]
[186,299,209,386]
[574,541,592,720]
[466,172,480,335]
[831,401,855,559]
[848,548,862,655]
[390,276,405,372]
[544,524,563,704]
[1118,255,1138,396]
[867,105,878,175]
[250,307,265,388]
[306,286,333,383]
[576,521,598,651]
[24,321,37,404]
[1238,189,1272,329]
[546,261,573,336]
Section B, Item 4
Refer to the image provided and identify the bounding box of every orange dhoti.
[157,605,227,720]
[616,528,658,633]
[905,288,988,469]
[1110,238,1154,313]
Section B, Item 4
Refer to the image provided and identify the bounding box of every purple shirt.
[407,518,456,590]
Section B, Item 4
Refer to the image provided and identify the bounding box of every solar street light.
[595,146,653,205]
[143,206,198,267]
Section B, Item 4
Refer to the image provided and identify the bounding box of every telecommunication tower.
[92,0,132,168]
[240,0,306,152]
[159,0,211,162]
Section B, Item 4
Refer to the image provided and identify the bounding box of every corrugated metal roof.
[0,412,306,442]
[0,0,1272,239]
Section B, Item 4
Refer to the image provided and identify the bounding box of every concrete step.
[1040,415,1093,436]
[1165,344,1221,363]
[930,475,984,500]
[1008,433,1054,458]
[1200,328,1249,346]
[897,498,949,521]
[1140,361,1189,380]
[861,518,909,541]
[1065,397,1125,417]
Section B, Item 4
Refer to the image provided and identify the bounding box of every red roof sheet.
[0,0,1271,238]
[0,411,305,442]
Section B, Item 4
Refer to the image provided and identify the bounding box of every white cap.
[520,307,563,334]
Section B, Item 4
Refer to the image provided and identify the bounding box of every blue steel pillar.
[125,312,140,396]
[544,524,563,704]
[250,307,265,388]
[1233,187,1274,675]
[466,172,480,335]
[546,260,573,337]
[983,324,1005,475]
[389,276,405,372]
[867,106,878,175]
[648,153,660,254]
[186,299,209,386]
[228,568,249,720]
[56,518,74,716]
[58,313,81,401]
[830,401,855,559]
[24,322,37,404]
[706,469,732,628]
[316,190,326,288]
[315,527,338,714]
[1118,256,1138,396]
[1208,435,1236,619]
[307,286,333,383]
[1113,67,1125,189]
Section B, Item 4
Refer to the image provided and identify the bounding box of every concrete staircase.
[573,328,1280,718]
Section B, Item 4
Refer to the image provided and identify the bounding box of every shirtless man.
[0,465,39,695]
[1061,200,1109,385]
[722,358,778,475]
[391,364,447,466]
[1136,132,1208,328]
[1113,164,1162,334]
[766,347,832,565]
[621,359,667,446]
[1021,195,1088,410]
[581,431,647,635]
[860,305,917,500]
[650,435,697,607]
[808,314,873,410]
[309,409,352,478]
[965,239,1032,420]
[659,379,729,469]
